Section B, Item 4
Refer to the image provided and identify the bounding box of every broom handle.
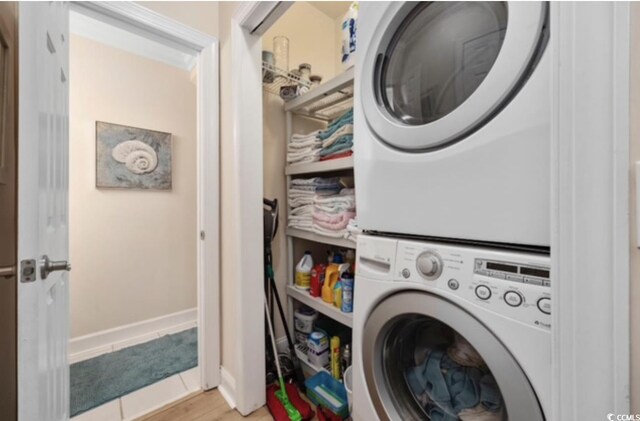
[265,297,286,392]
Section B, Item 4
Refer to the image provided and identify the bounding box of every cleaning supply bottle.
[322,254,344,303]
[341,343,351,375]
[333,278,343,309]
[295,251,314,290]
[341,271,354,313]
[330,336,341,380]
[310,263,326,298]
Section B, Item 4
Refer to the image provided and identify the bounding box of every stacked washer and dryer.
[352,2,551,420]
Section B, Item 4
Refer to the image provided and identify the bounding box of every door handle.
[40,255,71,280]
[0,266,16,279]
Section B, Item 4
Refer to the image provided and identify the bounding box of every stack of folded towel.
[311,188,356,238]
[319,109,354,161]
[288,178,343,231]
[287,130,322,165]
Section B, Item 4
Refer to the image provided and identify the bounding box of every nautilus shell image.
[111,140,159,175]
[96,121,172,190]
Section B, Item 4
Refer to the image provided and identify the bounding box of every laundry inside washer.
[384,316,505,420]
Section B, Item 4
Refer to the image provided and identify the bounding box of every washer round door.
[362,291,544,420]
[360,1,549,151]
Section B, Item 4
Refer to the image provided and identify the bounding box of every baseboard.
[69,308,197,362]
[219,366,237,409]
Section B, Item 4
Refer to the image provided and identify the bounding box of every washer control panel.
[395,240,551,330]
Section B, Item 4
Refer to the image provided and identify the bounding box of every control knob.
[416,251,443,280]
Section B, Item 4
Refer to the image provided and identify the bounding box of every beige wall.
[630,3,640,413]
[138,1,219,38]
[262,2,346,339]
[69,35,197,338]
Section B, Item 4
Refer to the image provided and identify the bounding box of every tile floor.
[71,323,199,421]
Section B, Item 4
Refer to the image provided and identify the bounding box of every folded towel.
[313,210,356,225]
[292,130,321,140]
[320,135,353,157]
[288,196,314,208]
[345,218,361,243]
[320,150,353,161]
[318,109,354,140]
[321,124,353,148]
[312,212,355,231]
[290,204,314,216]
[288,138,321,150]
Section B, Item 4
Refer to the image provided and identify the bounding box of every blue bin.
[304,371,349,418]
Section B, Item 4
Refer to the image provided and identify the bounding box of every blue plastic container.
[304,371,349,418]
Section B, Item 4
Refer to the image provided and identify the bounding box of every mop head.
[267,383,313,421]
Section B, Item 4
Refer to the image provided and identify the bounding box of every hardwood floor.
[137,389,274,421]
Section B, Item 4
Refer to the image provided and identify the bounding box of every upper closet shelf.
[284,67,354,121]
[262,61,313,97]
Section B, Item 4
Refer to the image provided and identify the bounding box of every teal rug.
[70,327,197,417]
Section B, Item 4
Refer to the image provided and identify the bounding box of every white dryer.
[354,2,551,246]
[352,235,551,420]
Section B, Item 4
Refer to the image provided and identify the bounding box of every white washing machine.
[354,2,551,246]
[352,235,551,420]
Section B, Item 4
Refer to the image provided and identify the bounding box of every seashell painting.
[96,122,171,190]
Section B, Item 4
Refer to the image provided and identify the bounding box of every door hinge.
[20,259,36,283]
[200,231,206,240]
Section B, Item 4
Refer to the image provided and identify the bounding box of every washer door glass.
[360,2,548,151]
[382,2,508,126]
[362,292,544,421]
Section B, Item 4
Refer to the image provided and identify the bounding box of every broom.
[265,297,302,421]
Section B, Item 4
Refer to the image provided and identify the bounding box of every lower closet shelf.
[294,342,330,376]
[286,285,353,328]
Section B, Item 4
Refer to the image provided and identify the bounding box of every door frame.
[231,1,632,418]
[67,1,221,390]
[550,2,630,417]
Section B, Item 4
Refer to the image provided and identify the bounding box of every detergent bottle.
[322,254,344,303]
[295,251,314,290]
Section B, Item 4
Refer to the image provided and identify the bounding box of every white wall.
[69,35,197,338]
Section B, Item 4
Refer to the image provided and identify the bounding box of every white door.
[17,3,70,421]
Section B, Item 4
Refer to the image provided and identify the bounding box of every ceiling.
[306,1,352,20]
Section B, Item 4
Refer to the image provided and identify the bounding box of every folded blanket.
[288,196,314,208]
[322,124,353,148]
[287,148,321,164]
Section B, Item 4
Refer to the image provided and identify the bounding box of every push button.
[504,291,523,307]
[447,279,459,290]
[475,285,492,300]
[401,268,411,279]
[537,297,551,315]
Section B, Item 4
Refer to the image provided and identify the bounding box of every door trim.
[68,1,221,390]
[550,2,630,417]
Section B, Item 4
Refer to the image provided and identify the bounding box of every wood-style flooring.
[137,389,274,421]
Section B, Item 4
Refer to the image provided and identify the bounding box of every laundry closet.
[261,2,357,415]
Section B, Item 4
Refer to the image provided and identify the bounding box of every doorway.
[14,3,219,420]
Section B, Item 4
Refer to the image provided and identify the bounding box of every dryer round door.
[361,1,549,151]
[362,291,544,420]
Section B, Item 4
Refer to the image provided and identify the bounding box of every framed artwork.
[96,121,172,190]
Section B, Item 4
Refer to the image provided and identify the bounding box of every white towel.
[289,204,314,216]
[289,196,314,208]
[311,224,347,238]
[292,130,321,140]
